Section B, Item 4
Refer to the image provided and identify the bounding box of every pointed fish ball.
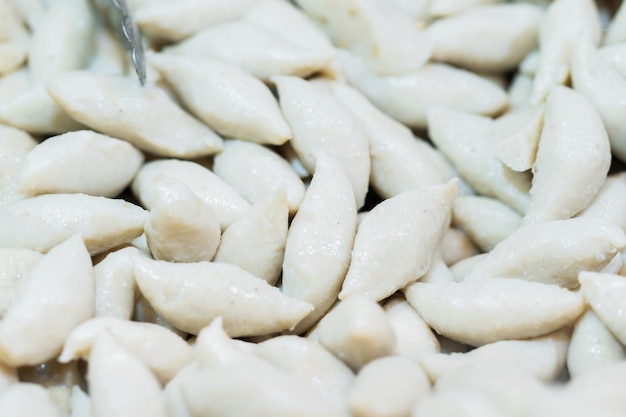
[439,229,479,266]
[130,233,151,257]
[294,0,431,75]
[46,71,223,158]
[60,317,194,384]
[27,0,94,84]
[580,174,626,232]
[214,192,287,285]
[255,335,355,414]
[598,44,626,79]
[8,0,45,30]
[389,0,429,19]
[243,0,334,50]
[604,1,626,45]
[0,12,28,77]
[165,20,336,81]
[134,0,265,41]
[339,50,508,129]
[124,0,168,12]
[421,250,456,284]
[328,81,445,198]
[567,310,626,378]
[492,100,537,135]
[181,358,344,417]
[427,107,530,214]
[39,382,76,413]
[195,317,258,369]
[564,362,626,414]
[572,34,626,163]
[437,364,569,417]
[145,177,221,263]
[0,235,93,366]
[47,382,78,417]
[148,53,291,145]
[525,87,611,223]
[19,130,144,198]
[404,278,584,346]
[281,152,358,333]
[0,125,36,209]
[565,378,614,412]
[465,218,626,288]
[340,181,457,302]
[212,140,305,214]
[602,252,623,275]
[133,293,187,339]
[452,195,522,252]
[0,194,148,254]
[450,254,488,283]
[0,84,85,134]
[87,23,127,75]
[0,249,42,318]
[420,329,569,383]
[0,383,61,417]
[280,142,311,179]
[348,356,430,417]
[317,295,396,371]
[495,106,544,172]
[0,69,30,107]
[0,7,28,40]
[0,2,26,41]
[519,49,540,77]
[579,272,626,346]
[413,390,504,417]
[274,75,370,208]
[426,4,542,73]
[89,332,168,417]
[69,386,91,417]
[508,73,534,110]
[94,247,138,319]
[0,40,28,78]
[132,159,251,231]
[163,363,197,417]
[530,0,601,104]
[383,296,440,362]
[427,0,502,17]
[133,257,312,336]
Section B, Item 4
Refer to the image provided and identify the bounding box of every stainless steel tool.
[109,0,145,85]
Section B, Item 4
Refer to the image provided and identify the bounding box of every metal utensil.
[109,0,146,85]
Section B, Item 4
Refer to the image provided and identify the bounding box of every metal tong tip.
[110,0,146,85]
